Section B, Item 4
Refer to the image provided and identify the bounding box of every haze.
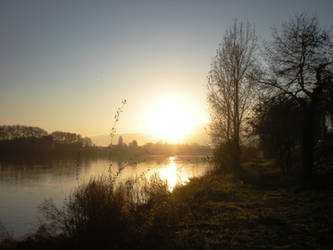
[1,0,332,141]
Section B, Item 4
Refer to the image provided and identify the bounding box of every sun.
[143,93,198,143]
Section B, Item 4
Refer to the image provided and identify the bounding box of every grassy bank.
[1,169,333,249]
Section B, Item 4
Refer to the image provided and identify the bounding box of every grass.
[1,167,333,249]
[170,171,333,249]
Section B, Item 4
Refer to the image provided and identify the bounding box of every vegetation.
[0,125,94,162]
[1,170,333,249]
[207,20,259,175]
[1,12,333,250]
[255,13,333,179]
[0,125,211,164]
[209,13,333,181]
[249,96,303,174]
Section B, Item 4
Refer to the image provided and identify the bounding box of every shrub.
[37,174,179,249]
[212,142,236,173]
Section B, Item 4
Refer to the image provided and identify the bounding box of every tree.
[51,131,82,144]
[0,125,48,140]
[128,140,138,148]
[117,136,124,148]
[257,13,333,179]
[250,96,303,174]
[207,20,258,171]
[82,137,93,147]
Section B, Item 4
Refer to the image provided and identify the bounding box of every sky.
[1,0,333,138]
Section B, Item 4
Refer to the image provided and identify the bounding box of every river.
[0,155,212,237]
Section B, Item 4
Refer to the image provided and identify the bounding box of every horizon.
[1,1,333,142]
[0,122,210,146]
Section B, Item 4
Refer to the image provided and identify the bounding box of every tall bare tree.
[257,13,333,179]
[207,20,258,171]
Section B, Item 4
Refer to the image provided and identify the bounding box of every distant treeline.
[112,136,211,156]
[138,142,211,155]
[0,125,94,161]
[0,125,211,163]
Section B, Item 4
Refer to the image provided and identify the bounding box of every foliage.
[3,13,333,250]
[255,13,333,178]
[0,125,48,140]
[35,175,178,249]
[211,141,235,173]
[0,126,94,162]
[250,96,303,173]
[2,168,333,249]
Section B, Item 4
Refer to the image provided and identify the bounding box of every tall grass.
[34,174,180,249]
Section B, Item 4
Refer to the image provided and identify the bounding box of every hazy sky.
[1,0,332,137]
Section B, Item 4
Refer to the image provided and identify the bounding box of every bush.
[212,142,235,173]
[37,175,179,249]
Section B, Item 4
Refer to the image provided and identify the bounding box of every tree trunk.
[233,77,241,174]
[302,103,314,181]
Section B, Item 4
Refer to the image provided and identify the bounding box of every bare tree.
[207,20,258,171]
[257,13,333,179]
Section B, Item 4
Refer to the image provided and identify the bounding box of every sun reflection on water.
[159,156,189,191]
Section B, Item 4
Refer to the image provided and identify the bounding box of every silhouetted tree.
[128,140,138,148]
[51,131,82,144]
[250,96,303,174]
[0,125,47,140]
[118,136,124,148]
[256,13,333,179]
[207,20,258,172]
[82,137,93,147]
[0,125,98,161]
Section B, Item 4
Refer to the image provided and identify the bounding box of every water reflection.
[159,156,189,191]
[0,156,211,237]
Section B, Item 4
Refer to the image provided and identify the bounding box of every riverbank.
[171,173,333,249]
[1,169,333,249]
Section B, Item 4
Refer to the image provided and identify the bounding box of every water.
[0,156,212,237]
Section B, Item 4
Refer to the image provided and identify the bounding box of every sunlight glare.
[144,94,198,143]
[159,156,189,191]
